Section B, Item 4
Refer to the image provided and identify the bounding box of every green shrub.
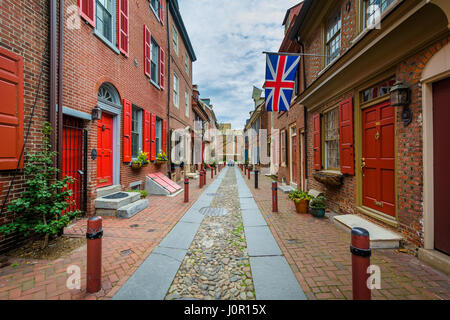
[309,196,327,209]
[288,190,313,201]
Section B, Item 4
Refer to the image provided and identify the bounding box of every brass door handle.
[361,158,366,169]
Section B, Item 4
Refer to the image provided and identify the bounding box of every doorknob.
[361,157,366,169]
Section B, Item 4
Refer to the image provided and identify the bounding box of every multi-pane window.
[325,7,341,66]
[96,0,114,43]
[151,39,159,84]
[281,130,286,166]
[324,108,340,170]
[185,90,190,118]
[185,55,189,75]
[155,118,162,154]
[150,0,160,17]
[173,73,179,108]
[173,25,179,55]
[363,0,395,29]
[131,107,142,159]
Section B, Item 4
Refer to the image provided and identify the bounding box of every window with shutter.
[159,47,165,89]
[339,98,355,175]
[162,119,167,154]
[150,113,156,160]
[143,111,150,155]
[118,0,129,57]
[122,99,132,162]
[0,48,24,170]
[313,113,322,170]
[160,0,165,25]
[79,0,96,27]
[144,26,151,78]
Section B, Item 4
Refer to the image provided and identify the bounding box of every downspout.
[166,0,172,178]
[300,42,308,184]
[57,0,64,178]
[50,0,57,158]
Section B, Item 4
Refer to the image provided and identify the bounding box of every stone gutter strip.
[112,168,228,300]
[234,167,307,300]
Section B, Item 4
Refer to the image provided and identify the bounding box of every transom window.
[325,7,341,66]
[131,106,142,159]
[96,0,114,43]
[363,0,395,29]
[324,108,340,170]
[151,39,159,84]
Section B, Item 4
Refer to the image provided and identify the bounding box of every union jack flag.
[264,54,300,112]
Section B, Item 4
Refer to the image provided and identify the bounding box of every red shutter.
[123,99,132,162]
[313,113,322,170]
[78,0,95,27]
[159,47,165,89]
[118,0,129,57]
[143,111,150,155]
[150,113,156,161]
[339,97,355,175]
[144,26,151,78]
[159,0,165,25]
[162,119,167,154]
[0,48,24,170]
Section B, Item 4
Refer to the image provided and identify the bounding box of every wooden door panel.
[97,113,113,188]
[362,102,396,217]
[433,77,450,255]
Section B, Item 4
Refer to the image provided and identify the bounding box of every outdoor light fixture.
[390,81,412,126]
[92,106,102,120]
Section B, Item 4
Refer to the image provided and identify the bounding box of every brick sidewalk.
[0,171,220,300]
[240,169,450,300]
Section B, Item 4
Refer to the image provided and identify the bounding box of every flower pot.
[141,161,149,167]
[155,160,168,166]
[294,199,309,214]
[310,207,326,218]
[131,162,142,169]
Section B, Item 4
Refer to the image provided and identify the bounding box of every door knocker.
[102,125,106,131]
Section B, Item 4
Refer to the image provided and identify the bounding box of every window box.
[312,170,343,187]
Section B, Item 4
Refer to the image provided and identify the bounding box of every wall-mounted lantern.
[92,106,102,121]
[390,81,412,126]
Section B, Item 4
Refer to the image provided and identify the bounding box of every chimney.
[193,84,200,101]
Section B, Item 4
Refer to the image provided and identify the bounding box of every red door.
[362,101,395,217]
[291,132,297,184]
[433,77,450,255]
[97,113,113,188]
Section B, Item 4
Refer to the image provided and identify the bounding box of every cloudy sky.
[179,0,301,129]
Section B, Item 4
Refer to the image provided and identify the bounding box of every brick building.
[277,0,450,266]
[0,0,50,253]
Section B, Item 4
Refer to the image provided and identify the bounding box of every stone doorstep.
[117,199,149,219]
[418,248,450,276]
[333,214,403,249]
[94,192,141,210]
[96,185,122,198]
[278,185,295,194]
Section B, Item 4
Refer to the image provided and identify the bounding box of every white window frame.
[131,106,143,159]
[150,38,160,87]
[185,90,190,118]
[172,25,179,55]
[155,118,162,155]
[185,54,189,75]
[149,0,160,20]
[173,73,179,108]
[362,0,395,30]
[325,6,341,66]
[323,107,340,171]
[281,130,286,167]
[94,0,118,52]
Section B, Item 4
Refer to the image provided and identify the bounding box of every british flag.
[264,54,300,112]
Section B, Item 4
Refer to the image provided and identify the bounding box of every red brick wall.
[0,0,50,253]
[63,0,170,214]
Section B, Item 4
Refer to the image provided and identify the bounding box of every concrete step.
[333,214,403,249]
[117,199,149,219]
[94,192,140,210]
[96,185,122,198]
[278,185,296,194]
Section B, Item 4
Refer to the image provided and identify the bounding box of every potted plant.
[309,196,327,218]
[288,190,313,214]
[155,152,168,165]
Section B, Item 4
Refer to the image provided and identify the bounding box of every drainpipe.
[166,0,172,177]
[57,0,64,178]
[50,0,57,157]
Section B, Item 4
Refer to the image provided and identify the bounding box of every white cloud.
[179,0,301,129]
